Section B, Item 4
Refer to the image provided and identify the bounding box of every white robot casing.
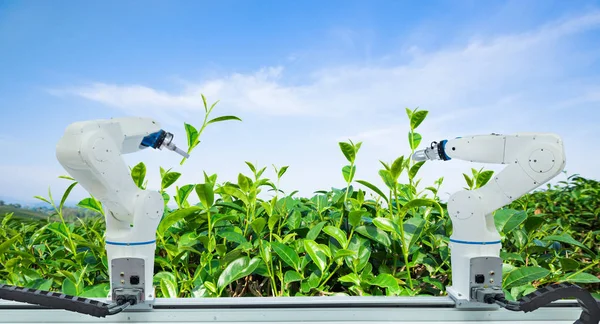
[417,133,566,303]
[55,117,168,305]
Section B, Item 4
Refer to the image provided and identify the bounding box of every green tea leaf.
[500,251,524,263]
[201,94,209,111]
[217,256,260,294]
[410,110,428,130]
[349,210,368,228]
[397,198,444,220]
[162,191,170,205]
[513,230,528,249]
[286,210,302,230]
[423,277,444,291]
[390,156,404,180]
[357,189,365,205]
[76,197,103,215]
[306,221,327,240]
[408,132,422,150]
[369,273,400,295]
[238,173,251,192]
[379,160,390,171]
[559,272,600,284]
[476,170,494,188]
[131,162,146,189]
[463,174,474,189]
[339,273,361,286]
[339,142,355,163]
[408,161,425,181]
[544,234,592,254]
[191,285,210,298]
[323,226,348,248]
[334,249,356,259]
[403,216,425,249]
[60,182,78,211]
[212,213,237,224]
[195,183,215,208]
[207,115,242,125]
[184,123,199,148]
[215,201,246,213]
[62,278,78,296]
[494,209,527,233]
[178,232,199,248]
[355,225,391,247]
[158,206,202,233]
[245,161,256,174]
[301,272,321,293]
[25,278,53,291]
[504,266,549,289]
[524,216,544,234]
[33,195,51,205]
[303,239,329,272]
[277,166,289,179]
[81,283,110,297]
[271,241,301,270]
[204,281,217,294]
[216,244,227,256]
[161,172,181,190]
[0,235,21,254]
[251,217,267,235]
[372,217,400,235]
[378,169,395,190]
[559,258,580,272]
[259,240,272,264]
[356,180,389,203]
[268,214,281,232]
[260,201,273,217]
[405,107,413,120]
[503,210,527,233]
[218,230,248,245]
[284,271,303,284]
[175,184,196,207]
[204,172,218,184]
[160,277,178,298]
[342,165,356,183]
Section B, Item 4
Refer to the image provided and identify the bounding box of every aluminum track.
[0,296,585,324]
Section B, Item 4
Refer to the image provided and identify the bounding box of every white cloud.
[39,11,600,204]
[50,12,600,120]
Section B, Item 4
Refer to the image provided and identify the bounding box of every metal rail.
[0,297,586,323]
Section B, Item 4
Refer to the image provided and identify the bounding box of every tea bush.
[0,98,598,300]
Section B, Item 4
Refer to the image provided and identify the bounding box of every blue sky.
[1,0,599,205]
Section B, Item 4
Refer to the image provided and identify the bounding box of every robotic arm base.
[108,257,154,310]
[104,189,163,308]
[447,255,504,310]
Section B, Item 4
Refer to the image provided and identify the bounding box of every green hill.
[0,205,50,221]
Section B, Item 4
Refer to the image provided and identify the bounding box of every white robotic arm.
[55,117,189,308]
[413,133,566,306]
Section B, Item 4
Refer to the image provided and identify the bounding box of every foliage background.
[0,101,598,301]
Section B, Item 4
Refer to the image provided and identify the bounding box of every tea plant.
[0,98,598,300]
